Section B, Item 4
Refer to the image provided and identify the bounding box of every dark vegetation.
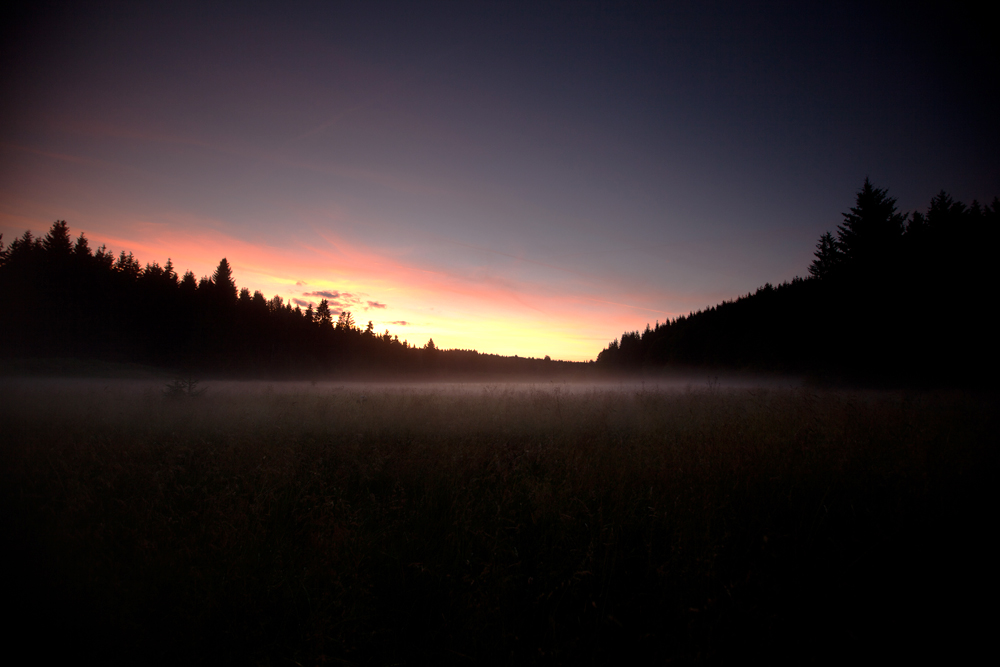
[0,224,576,377]
[597,180,1000,385]
[2,183,995,664]
[3,382,994,664]
[3,179,994,384]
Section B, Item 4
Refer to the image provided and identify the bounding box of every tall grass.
[1,380,995,664]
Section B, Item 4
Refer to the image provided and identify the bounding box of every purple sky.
[2,1,996,360]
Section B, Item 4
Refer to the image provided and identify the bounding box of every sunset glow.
[1,203,679,360]
[2,2,995,361]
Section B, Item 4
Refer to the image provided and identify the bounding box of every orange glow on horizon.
[1,212,679,362]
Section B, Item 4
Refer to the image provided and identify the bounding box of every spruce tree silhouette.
[808,231,842,279]
[212,258,238,306]
[835,178,905,275]
[316,299,333,329]
[423,337,439,368]
[180,270,197,295]
[72,232,91,257]
[42,220,72,256]
[114,251,142,281]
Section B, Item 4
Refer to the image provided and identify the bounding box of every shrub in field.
[163,377,205,399]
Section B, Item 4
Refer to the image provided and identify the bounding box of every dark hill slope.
[598,181,1000,384]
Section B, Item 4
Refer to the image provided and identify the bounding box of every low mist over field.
[1,373,803,400]
[2,378,993,663]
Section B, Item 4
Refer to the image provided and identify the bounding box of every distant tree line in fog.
[0,224,569,377]
[597,180,1000,383]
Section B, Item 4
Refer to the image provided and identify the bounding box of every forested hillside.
[597,180,1000,383]
[5,180,996,382]
[0,223,571,377]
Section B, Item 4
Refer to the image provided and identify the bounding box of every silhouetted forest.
[0,223,574,377]
[597,180,1000,384]
[4,180,996,382]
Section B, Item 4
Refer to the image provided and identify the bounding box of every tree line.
[596,180,1000,384]
[0,222,574,377]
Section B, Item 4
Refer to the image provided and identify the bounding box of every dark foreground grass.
[1,381,995,664]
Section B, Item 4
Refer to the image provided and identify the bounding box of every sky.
[2,1,997,361]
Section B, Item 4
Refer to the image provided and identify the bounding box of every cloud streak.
[299,289,388,313]
[302,290,354,299]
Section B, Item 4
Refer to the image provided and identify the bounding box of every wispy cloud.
[300,289,372,312]
[302,290,351,299]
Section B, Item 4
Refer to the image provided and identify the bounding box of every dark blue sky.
[2,1,996,359]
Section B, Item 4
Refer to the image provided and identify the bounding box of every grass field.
[1,378,995,664]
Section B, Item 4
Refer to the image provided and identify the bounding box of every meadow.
[1,378,994,664]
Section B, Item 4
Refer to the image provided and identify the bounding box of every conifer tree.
[316,299,332,328]
[836,178,905,270]
[180,271,198,294]
[212,258,238,304]
[42,220,72,255]
[73,233,91,258]
[809,231,842,279]
[164,258,177,284]
[114,251,142,280]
